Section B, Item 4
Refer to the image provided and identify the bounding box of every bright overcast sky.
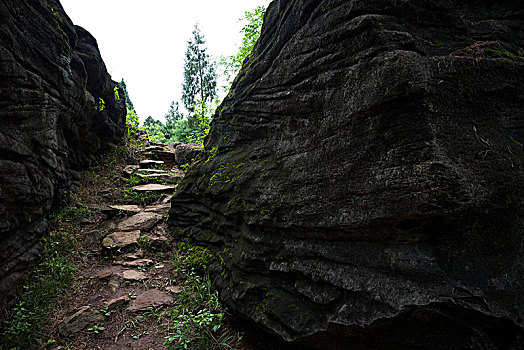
[60,0,270,123]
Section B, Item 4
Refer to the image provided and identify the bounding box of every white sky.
[60,0,270,123]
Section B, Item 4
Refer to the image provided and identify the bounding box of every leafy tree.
[182,25,217,128]
[120,79,136,113]
[188,99,213,144]
[221,6,266,91]
[164,101,184,139]
[143,116,161,130]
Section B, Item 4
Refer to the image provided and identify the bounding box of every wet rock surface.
[169,0,524,348]
[0,0,125,308]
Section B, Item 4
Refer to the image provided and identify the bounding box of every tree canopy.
[182,24,217,129]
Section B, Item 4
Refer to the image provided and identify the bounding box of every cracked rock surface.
[169,0,524,348]
[0,0,126,309]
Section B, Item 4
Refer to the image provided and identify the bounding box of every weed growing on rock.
[162,242,240,349]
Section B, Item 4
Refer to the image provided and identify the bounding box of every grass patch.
[163,242,235,349]
[122,188,166,205]
[135,242,240,349]
[0,211,81,349]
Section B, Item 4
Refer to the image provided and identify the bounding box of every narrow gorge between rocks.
[1,0,523,349]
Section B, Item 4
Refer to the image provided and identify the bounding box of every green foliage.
[0,206,81,349]
[98,97,105,111]
[114,86,120,100]
[220,5,265,91]
[142,102,211,145]
[120,78,136,113]
[126,108,139,127]
[143,25,220,146]
[163,242,229,349]
[187,99,213,145]
[126,108,140,138]
[122,188,165,206]
[87,325,105,334]
[182,25,217,126]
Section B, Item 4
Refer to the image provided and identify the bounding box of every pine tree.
[120,79,136,113]
[181,25,217,128]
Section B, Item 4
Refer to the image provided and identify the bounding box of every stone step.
[58,306,105,337]
[136,168,168,174]
[136,173,181,184]
[131,184,176,193]
[122,269,147,281]
[101,205,142,217]
[142,145,164,152]
[126,289,174,312]
[139,160,164,169]
[116,211,163,232]
[102,230,141,249]
[143,150,177,163]
[114,258,154,267]
[144,203,171,213]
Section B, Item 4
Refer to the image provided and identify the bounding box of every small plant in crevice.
[161,242,239,350]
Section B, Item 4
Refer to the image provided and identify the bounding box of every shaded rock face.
[0,0,125,308]
[169,0,524,348]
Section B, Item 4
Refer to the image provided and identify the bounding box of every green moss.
[205,146,218,163]
[484,45,524,61]
[98,97,105,112]
[429,39,445,48]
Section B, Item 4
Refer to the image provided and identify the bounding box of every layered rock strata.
[170,0,523,348]
[0,0,125,308]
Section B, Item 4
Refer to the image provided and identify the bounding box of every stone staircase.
[52,142,199,349]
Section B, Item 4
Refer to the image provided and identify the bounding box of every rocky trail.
[46,140,182,349]
[41,139,258,350]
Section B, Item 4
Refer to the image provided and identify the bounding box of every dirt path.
[41,138,295,350]
[44,141,198,350]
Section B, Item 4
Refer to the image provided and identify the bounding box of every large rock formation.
[169,0,524,348]
[0,0,125,308]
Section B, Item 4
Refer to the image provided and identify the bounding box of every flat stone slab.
[143,146,164,152]
[131,184,176,193]
[126,289,174,312]
[116,212,163,231]
[105,295,130,310]
[101,205,142,216]
[139,160,164,169]
[58,306,105,337]
[102,230,141,249]
[122,269,148,281]
[136,168,167,174]
[144,203,171,213]
[122,250,144,260]
[114,258,154,267]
